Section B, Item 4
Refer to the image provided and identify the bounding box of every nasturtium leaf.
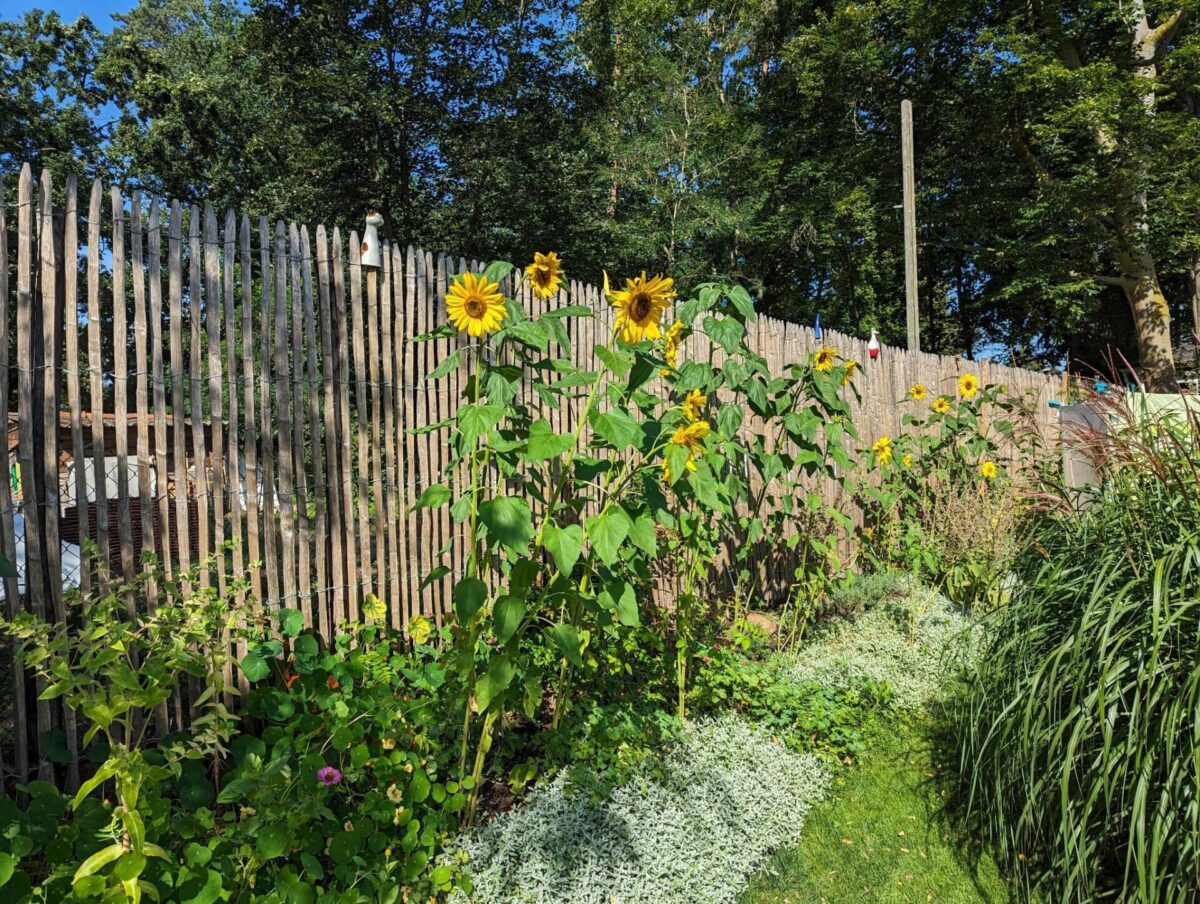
[543,522,584,576]
[589,408,640,450]
[239,652,270,683]
[586,508,633,565]
[546,622,583,667]
[492,595,525,646]
[458,404,504,447]
[474,655,515,712]
[478,496,534,553]
[257,826,288,860]
[453,578,487,623]
[414,483,452,509]
[278,608,304,638]
[523,420,574,461]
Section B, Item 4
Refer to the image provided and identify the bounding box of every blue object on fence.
[1094,381,1108,394]
[1048,399,1064,409]
[813,312,821,339]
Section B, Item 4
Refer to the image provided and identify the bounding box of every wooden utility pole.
[901,100,920,352]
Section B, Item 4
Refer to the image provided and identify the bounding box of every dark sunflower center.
[534,266,551,286]
[465,297,486,317]
[631,291,653,321]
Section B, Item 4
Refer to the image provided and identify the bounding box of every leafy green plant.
[0,553,246,901]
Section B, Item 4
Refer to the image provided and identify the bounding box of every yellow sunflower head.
[958,373,980,399]
[871,435,893,466]
[813,346,838,373]
[663,420,710,481]
[525,251,565,300]
[841,359,858,387]
[902,452,914,469]
[682,388,707,423]
[609,272,675,344]
[908,383,928,401]
[980,460,998,480]
[931,396,951,415]
[446,272,506,338]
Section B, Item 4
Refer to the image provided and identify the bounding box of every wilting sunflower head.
[841,359,858,387]
[980,460,998,480]
[958,373,980,399]
[682,388,707,423]
[446,272,506,338]
[931,396,951,415]
[525,252,565,300]
[908,383,928,401]
[405,613,433,645]
[813,346,837,373]
[871,435,893,466]
[663,420,711,481]
[661,320,685,374]
[611,272,675,344]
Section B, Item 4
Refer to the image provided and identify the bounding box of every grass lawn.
[742,722,1020,904]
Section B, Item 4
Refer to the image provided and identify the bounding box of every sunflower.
[608,271,675,344]
[908,383,928,401]
[662,420,710,481]
[662,319,685,375]
[871,435,893,466]
[902,452,914,469]
[813,346,837,373]
[525,251,565,300]
[446,272,506,337]
[931,396,951,415]
[841,359,858,387]
[958,373,980,399]
[682,388,707,423]
[980,460,998,480]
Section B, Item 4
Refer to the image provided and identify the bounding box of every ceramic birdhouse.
[361,210,383,269]
[868,329,880,360]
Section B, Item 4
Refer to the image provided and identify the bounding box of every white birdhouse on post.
[361,210,383,269]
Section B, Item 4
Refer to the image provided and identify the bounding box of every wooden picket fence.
[0,164,1061,784]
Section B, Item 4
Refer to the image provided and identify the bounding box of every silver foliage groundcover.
[450,715,831,903]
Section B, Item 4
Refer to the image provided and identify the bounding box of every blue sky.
[8,1,135,29]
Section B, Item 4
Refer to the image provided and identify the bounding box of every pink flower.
[317,766,342,786]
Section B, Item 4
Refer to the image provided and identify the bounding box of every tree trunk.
[1121,247,1177,390]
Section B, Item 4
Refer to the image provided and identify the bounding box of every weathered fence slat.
[111,188,135,591]
[258,217,278,609]
[188,207,210,588]
[274,222,297,611]
[168,202,191,579]
[289,224,312,623]
[87,180,109,587]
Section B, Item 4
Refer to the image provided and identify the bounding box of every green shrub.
[947,397,1200,902]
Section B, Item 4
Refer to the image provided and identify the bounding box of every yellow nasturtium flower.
[980,460,998,480]
[608,271,675,344]
[813,346,837,373]
[525,251,565,299]
[931,396,951,415]
[872,435,893,466]
[446,272,506,337]
[908,383,928,401]
[682,388,707,423]
[958,373,980,399]
[662,420,710,482]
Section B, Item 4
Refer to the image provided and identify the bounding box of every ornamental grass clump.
[449,715,830,904]
[947,392,1200,902]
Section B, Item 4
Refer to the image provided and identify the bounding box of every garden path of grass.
[742,722,1019,904]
